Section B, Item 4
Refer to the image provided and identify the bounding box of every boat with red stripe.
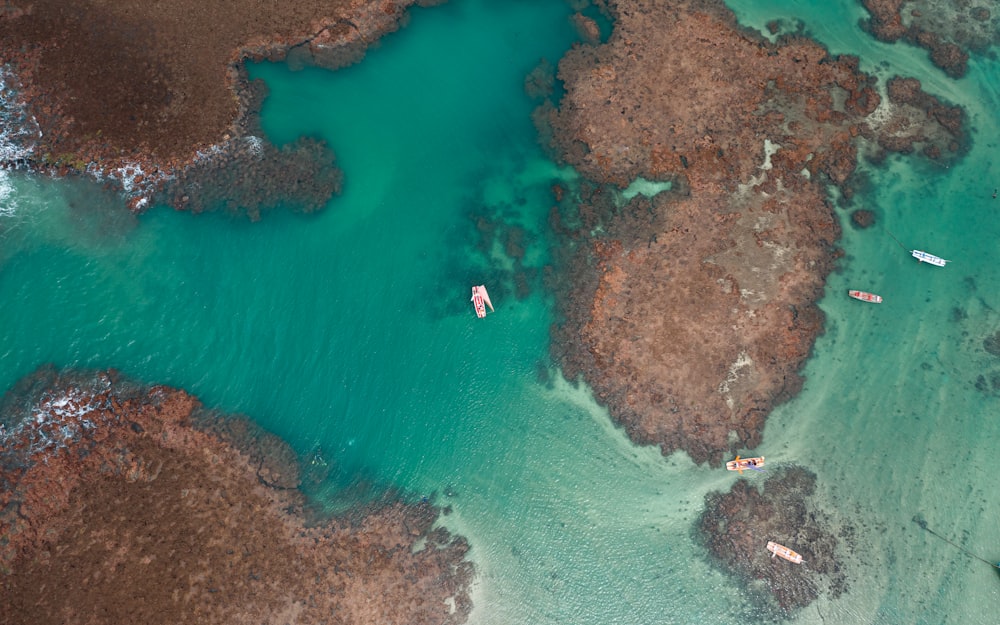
[848,289,882,304]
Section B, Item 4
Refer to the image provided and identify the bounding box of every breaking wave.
[0,65,40,165]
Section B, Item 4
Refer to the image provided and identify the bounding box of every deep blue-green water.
[2,1,999,623]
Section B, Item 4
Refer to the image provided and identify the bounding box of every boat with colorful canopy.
[725,455,764,474]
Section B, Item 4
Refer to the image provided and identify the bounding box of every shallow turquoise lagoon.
[1,1,999,623]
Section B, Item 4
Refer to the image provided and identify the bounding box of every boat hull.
[726,456,765,472]
[471,285,493,318]
[911,250,948,266]
[766,541,803,564]
[848,290,882,304]
[472,289,486,318]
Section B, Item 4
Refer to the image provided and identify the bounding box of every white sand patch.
[737,172,767,194]
[540,368,705,476]
[449,372,754,625]
[762,240,791,270]
[736,138,781,194]
[718,350,753,409]
[760,138,780,171]
[432,508,490,625]
[621,176,672,200]
[863,93,896,132]
[518,156,578,187]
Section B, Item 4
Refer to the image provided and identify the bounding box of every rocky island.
[0,367,473,625]
[543,0,963,466]
[0,0,437,214]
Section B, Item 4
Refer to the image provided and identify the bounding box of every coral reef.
[543,0,964,465]
[0,366,473,625]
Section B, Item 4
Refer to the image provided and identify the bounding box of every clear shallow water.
[1,1,999,624]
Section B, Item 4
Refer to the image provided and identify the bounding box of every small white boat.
[767,541,804,564]
[848,290,882,304]
[911,250,948,267]
[471,285,494,319]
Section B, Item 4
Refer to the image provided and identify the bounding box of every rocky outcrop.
[0,367,473,625]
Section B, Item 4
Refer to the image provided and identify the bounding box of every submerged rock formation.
[543,0,963,465]
[0,0,432,214]
[697,467,848,616]
[0,367,473,625]
[861,0,999,79]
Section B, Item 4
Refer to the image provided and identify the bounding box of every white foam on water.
[1,65,179,208]
[0,169,16,216]
[244,135,264,156]
[0,65,41,164]
[90,157,172,207]
[114,164,147,193]
[4,378,114,457]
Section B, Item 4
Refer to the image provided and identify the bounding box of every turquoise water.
[2,1,999,623]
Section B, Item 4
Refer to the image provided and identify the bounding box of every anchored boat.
[885,230,949,267]
[767,541,804,564]
[848,290,882,304]
[726,455,764,474]
[471,285,494,319]
[911,249,948,267]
